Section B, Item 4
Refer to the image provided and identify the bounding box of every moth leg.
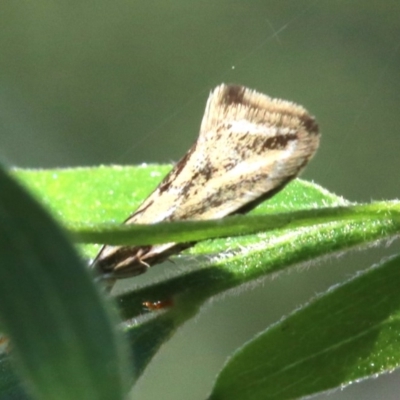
[136,247,151,270]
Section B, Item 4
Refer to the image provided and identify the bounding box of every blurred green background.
[1,1,400,399]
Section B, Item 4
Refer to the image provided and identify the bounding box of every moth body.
[91,84,320,280]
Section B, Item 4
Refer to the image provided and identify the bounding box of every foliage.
[0,165,399,399]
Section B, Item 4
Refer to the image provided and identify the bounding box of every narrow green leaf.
[0,167,130,400]
[69,202,400,246]
[209,254,400,400]
[117,209,400,320]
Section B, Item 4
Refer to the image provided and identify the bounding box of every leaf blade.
[209,254,400,400]
[0,166,130,400]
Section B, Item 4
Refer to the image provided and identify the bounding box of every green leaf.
[13,165,400,391]
[0,166,130,400]
[209,254,400,400]
[13,165,400,383]
[117,200,400,321]
[118,206,400,378]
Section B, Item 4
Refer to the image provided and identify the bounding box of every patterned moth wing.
[92,84,320,280]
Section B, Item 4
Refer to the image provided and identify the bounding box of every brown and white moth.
[92,84,320,280]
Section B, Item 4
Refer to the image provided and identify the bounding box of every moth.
[92,84,320,280]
